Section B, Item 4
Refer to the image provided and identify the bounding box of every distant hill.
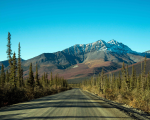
[105,58,150,77]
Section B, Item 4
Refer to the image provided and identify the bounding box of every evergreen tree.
[11,52,17,88]
[118,72,121,91]
[126,65,130,91]
[143,56,147,90]
[21,68,24,87]
[131,65,136,90]
[121,62,128,92]
[100,69,104,93]
[147,72,150,90]
[55,74,58,89]
[35,63,40,87]
[104,75,109,93]
[27,63,35,91]
[141,60,143,91]
[6,32,13,69]
[46,73,48,84]
[121,62,126,82]
[43,72,46,83]
[112,73,115,90]
[17,42,22,87]
[0,64,5,87]
[5,70,9,83]
[50,72,53,86]
[144,55,146,76]
[8,52,17,87]
[137,75,141,91]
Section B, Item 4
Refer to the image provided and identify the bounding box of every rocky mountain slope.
[0,39,150,81]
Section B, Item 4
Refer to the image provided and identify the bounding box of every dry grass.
[81,85,150,114]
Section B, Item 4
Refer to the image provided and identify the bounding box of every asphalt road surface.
[0,88,134,120]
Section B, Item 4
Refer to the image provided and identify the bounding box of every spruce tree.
[118,72,121,91]
[141,60,143,91]
[0,64,5,87]
[6,32,13,69]
[50,72,53,86]
[27,63,35,91]
[6,32,13,84]
[126,65,130,91]
[147,72,150,90]
[5,70,9,83]
[121,62,128,92]
[104,75,109,93]
[43,72,46,84]
[144,55,146,76]
[131,65,135,90]
[100,69,104,93]
[112,73,115,91]
[55,73,57,87]
[143,56,147,90]
[17,42,22,87]
[21,68,24,87]
[11,52,17,88]
[35,63,40,87]
[137,75,141,91]
[46,73,48,84]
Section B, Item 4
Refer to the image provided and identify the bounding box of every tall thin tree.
[35,63,40,87]
[6,32,12,69]
[0,64,5,87]
[5,70,9,83]
[6,32,13,84]
[11,52,17,88]
[17,42,22,87]
[27,63,35,91]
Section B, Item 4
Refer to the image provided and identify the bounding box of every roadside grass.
[81,85,150,114]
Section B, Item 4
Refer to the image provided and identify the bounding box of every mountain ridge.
[0,39,150,82]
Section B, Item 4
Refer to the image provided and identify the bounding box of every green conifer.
[0,64,5,86]
[35,63,40,87]
[50,72,53,86]
[6,32,13,69]
[118,72,121,91]
[131,65,135,90]
[27,63,35,91]
[46,73,48,84]
[100,69,104,93]
[17,42,22,87]
[21,68,24,87]
[11,52,17,88]
[126,65,130,91]
[5,70,9,83]
[147,72,150,90]
[144,55,146,76]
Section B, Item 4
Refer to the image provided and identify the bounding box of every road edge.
[80,89,150,120]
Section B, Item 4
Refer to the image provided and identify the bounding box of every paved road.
[0,88,134,120]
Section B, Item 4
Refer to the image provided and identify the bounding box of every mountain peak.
[63,39,140,55]
[107,39,118,45]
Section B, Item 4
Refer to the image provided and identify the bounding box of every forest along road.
[0,88,134,120]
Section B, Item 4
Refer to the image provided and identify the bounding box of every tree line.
[0,32,70,107]
[79,56,150,113]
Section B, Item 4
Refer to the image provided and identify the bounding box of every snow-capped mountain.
[144,50,150,53]
[1,39,150,82]
[63,39,139,55]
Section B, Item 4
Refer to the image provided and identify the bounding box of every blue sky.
[0,0,150,61]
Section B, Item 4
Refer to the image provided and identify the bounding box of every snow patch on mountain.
[63,39,142,55]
